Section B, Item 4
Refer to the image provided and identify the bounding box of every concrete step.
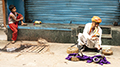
[101,27,111,34]
[102,34,112,39]
[76,34,112,39]
[77,26,111,34]
[76,26,112,39]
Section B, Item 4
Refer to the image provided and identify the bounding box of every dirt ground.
[0,41,120,67]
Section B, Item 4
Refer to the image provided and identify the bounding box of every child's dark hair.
[9,5,15,11]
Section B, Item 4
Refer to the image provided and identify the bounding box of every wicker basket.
[67,47,79,54]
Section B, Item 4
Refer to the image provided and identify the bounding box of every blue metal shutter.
[25,0,120,25]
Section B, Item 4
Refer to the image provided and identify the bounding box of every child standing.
[8,5,27,44]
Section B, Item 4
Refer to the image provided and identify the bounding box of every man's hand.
[91,37,99,41]
[97,45,101,50]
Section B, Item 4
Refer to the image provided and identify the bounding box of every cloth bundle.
[65,53,110,65]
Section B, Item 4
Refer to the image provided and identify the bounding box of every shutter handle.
[70,21,72,24]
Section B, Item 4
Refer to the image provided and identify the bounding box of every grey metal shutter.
[25,0,120,25]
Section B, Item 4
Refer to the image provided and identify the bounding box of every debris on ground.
[0,38,49,53]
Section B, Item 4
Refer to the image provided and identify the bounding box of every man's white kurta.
[77,23,102,47]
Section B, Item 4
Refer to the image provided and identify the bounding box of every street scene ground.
[0,28,120,67]
[0,41,120,67]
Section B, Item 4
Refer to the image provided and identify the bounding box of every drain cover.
[20,45,49,53]
[0,42,49,53]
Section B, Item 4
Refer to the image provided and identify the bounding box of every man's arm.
[98,28,102,45]
[83,23,91,39]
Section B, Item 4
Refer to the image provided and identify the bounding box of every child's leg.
[17,14,27,26]
[21,20,27,26]
[21,20,24,24]
[9,23,18,41]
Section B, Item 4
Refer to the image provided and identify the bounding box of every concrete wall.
[7,29,74,43]
[0,0,3,24]
[6,23,120,45]
[7,23,79,43]
[111,27,120,45]
[7,24,75,43]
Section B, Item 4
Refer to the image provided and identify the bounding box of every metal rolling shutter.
[25,0,120,25]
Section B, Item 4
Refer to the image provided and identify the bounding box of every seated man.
[77,16,102,52]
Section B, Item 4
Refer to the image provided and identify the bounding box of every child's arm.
[16,12,23,17]
[16,12,20,15]
[10,14,23,22]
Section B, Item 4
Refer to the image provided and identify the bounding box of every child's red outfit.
[8,12,22,41]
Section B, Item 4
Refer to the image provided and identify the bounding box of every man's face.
[92,21,99,28]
